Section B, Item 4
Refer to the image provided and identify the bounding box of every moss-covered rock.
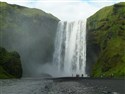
[0,47,22,78]
[87,2,125,78]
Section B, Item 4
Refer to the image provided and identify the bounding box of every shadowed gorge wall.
[86,2,125,77]
[0,2,59,76]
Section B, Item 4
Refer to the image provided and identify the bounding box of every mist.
[0,3,59,76]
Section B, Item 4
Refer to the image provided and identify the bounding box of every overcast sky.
[1,0,124,21]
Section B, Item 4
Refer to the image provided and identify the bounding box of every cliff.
[0,47,22,78]
[87,2,125,78]
[0,2,59,76]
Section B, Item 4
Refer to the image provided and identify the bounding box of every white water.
[53,20,87,77]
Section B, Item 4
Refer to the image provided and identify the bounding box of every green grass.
[87,2,125,78]
[0,66,14,79]
[0,47,22,79]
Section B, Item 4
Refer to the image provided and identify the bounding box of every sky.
[0,0,124,21]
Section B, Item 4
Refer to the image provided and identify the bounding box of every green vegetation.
[87,2,125,78]
[0,2,59,75]
[0,47,22,78]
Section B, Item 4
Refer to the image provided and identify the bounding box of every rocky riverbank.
[0,78,124,94]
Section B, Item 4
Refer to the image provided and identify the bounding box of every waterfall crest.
[53,20,87,77]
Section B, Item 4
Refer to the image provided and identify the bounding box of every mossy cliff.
[0,47,22,78]
[87,2,125,78]
[0,2,59,76]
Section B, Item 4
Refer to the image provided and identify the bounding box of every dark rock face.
[0,47,22,78]
[0,2,59,76]
[86,2,125,77]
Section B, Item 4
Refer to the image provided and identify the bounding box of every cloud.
[30,1,99,21]
[86,0,124,8]
[1,0,124,21]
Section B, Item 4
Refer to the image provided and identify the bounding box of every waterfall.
[52,20,87,77]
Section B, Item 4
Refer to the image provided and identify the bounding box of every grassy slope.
[87,2,125,78]
[0,2,59,70]
[0,2,59,76]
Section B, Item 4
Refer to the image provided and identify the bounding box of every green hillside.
[87,2,125,78]
[0,2,59,76]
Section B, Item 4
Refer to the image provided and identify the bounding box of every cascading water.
[53,20,87,77]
